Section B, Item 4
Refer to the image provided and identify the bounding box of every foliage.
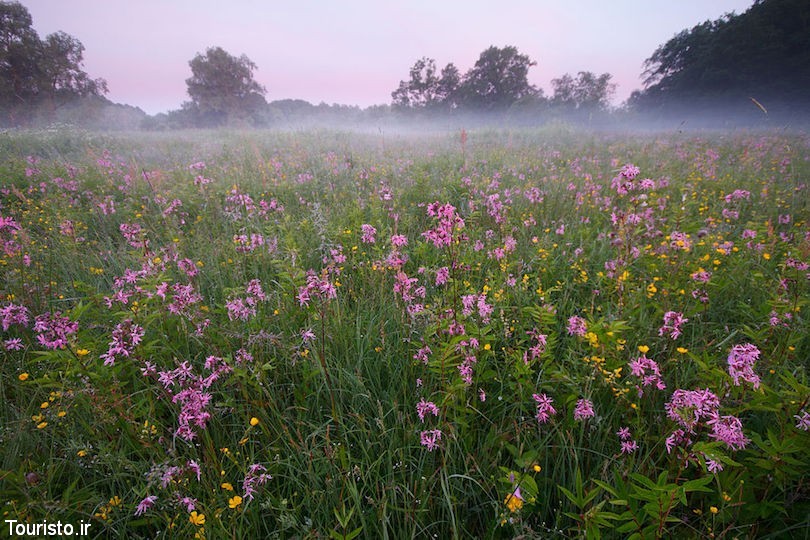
[0,1,107,126]
[185,46,267,127]
[0,128,808,538]
[551,71,615,111]
[391,57,460,112]
[392,45,538,113]
[631,0,810,119]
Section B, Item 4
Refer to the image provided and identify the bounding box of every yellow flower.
[76,348,90,357]
[189,511,205,526]
[221,482,234,491]
[709,506,718,514]
[18,373,29,381]
[36,421,47,429]
[638,345,649,354]
[109,496,122,507]
[40,401,49,409]
[676,347,688,354]
[249,417,259,427]
[228,495,243,509]
[504,493,523,513]
[532,464,542,473]
[77,450,87,457]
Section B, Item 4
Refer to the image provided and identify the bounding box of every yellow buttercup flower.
[250,417,259,427]
[504,493,523,513]
[228,495,243,509]
[189,511,205,525]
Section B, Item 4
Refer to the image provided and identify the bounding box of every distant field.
[1,128,808,538]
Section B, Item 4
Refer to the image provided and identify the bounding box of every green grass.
[0,127,808,538]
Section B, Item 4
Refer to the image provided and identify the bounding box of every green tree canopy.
[391,57,460,111]
[391,46,537,113]
[185,46,266,126]
[631,0,810,119]
[551,71,615,110]
[457,46,537,111]
[0,1,106,125]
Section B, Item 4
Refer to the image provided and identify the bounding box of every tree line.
[1,0,807,129]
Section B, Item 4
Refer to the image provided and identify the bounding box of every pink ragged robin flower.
[416,399,439,422]
[574,399,595,421]
[727,343,761,389]
[532,393,557,424]
[659,311,687,340]
[420,429,442,451]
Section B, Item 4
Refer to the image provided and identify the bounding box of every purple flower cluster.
[421,202,464,248]
[617,427,639,454]
[243,463,271,503]
[665,388,748,452]
[101,319,145,366]
[628,355,666,396]
[420,429,442,451]
[727,343,761,389]
[574,399,595,421]
[532,393,557,424]
[33,312,78,350]
[360,223,377,244]
[1,302,29,331]
[659,311,688,340]
[567,316,587,337]
[297,270,337,307]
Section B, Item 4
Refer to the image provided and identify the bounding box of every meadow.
[0,127,808,539]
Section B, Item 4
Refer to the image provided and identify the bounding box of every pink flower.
[33,312,78,350]
[727,343,761,389]
[659,311,687,340]
[574,399,595,421]
[135,495,157,516]
[621,440,639,454]
[567,316,587,337]
[420,429,442,451]
[360,223,377,244]
[532,393,557,424]
[705,458,723,473]
[435,267,450,286]
[1,303,29,331]
[243,463,271,503]
[390,234,408,247]
[665,388,720,431]
[416,399,439,422]
[708,414,749,450]
[628,355,666,396]
[795,411,810,431]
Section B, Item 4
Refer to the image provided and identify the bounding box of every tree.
[39,32,107,102]
[0,1,106,124]
[185,46,266,126]
[456,46,537,111]
[632,0,810,120]
[391,57,459,111]
[551,71,615,110]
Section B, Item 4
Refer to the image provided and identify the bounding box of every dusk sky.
[21,0,754,115]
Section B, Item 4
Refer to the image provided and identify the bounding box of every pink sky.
[21,0,753,115]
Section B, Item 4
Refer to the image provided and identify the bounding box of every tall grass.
[1,128,808,538]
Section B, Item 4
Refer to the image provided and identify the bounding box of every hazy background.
[19,0,753,114]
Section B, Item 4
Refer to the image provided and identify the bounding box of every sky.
[21,0,754,115]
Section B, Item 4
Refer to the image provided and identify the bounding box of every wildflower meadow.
[0,128,808,538]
